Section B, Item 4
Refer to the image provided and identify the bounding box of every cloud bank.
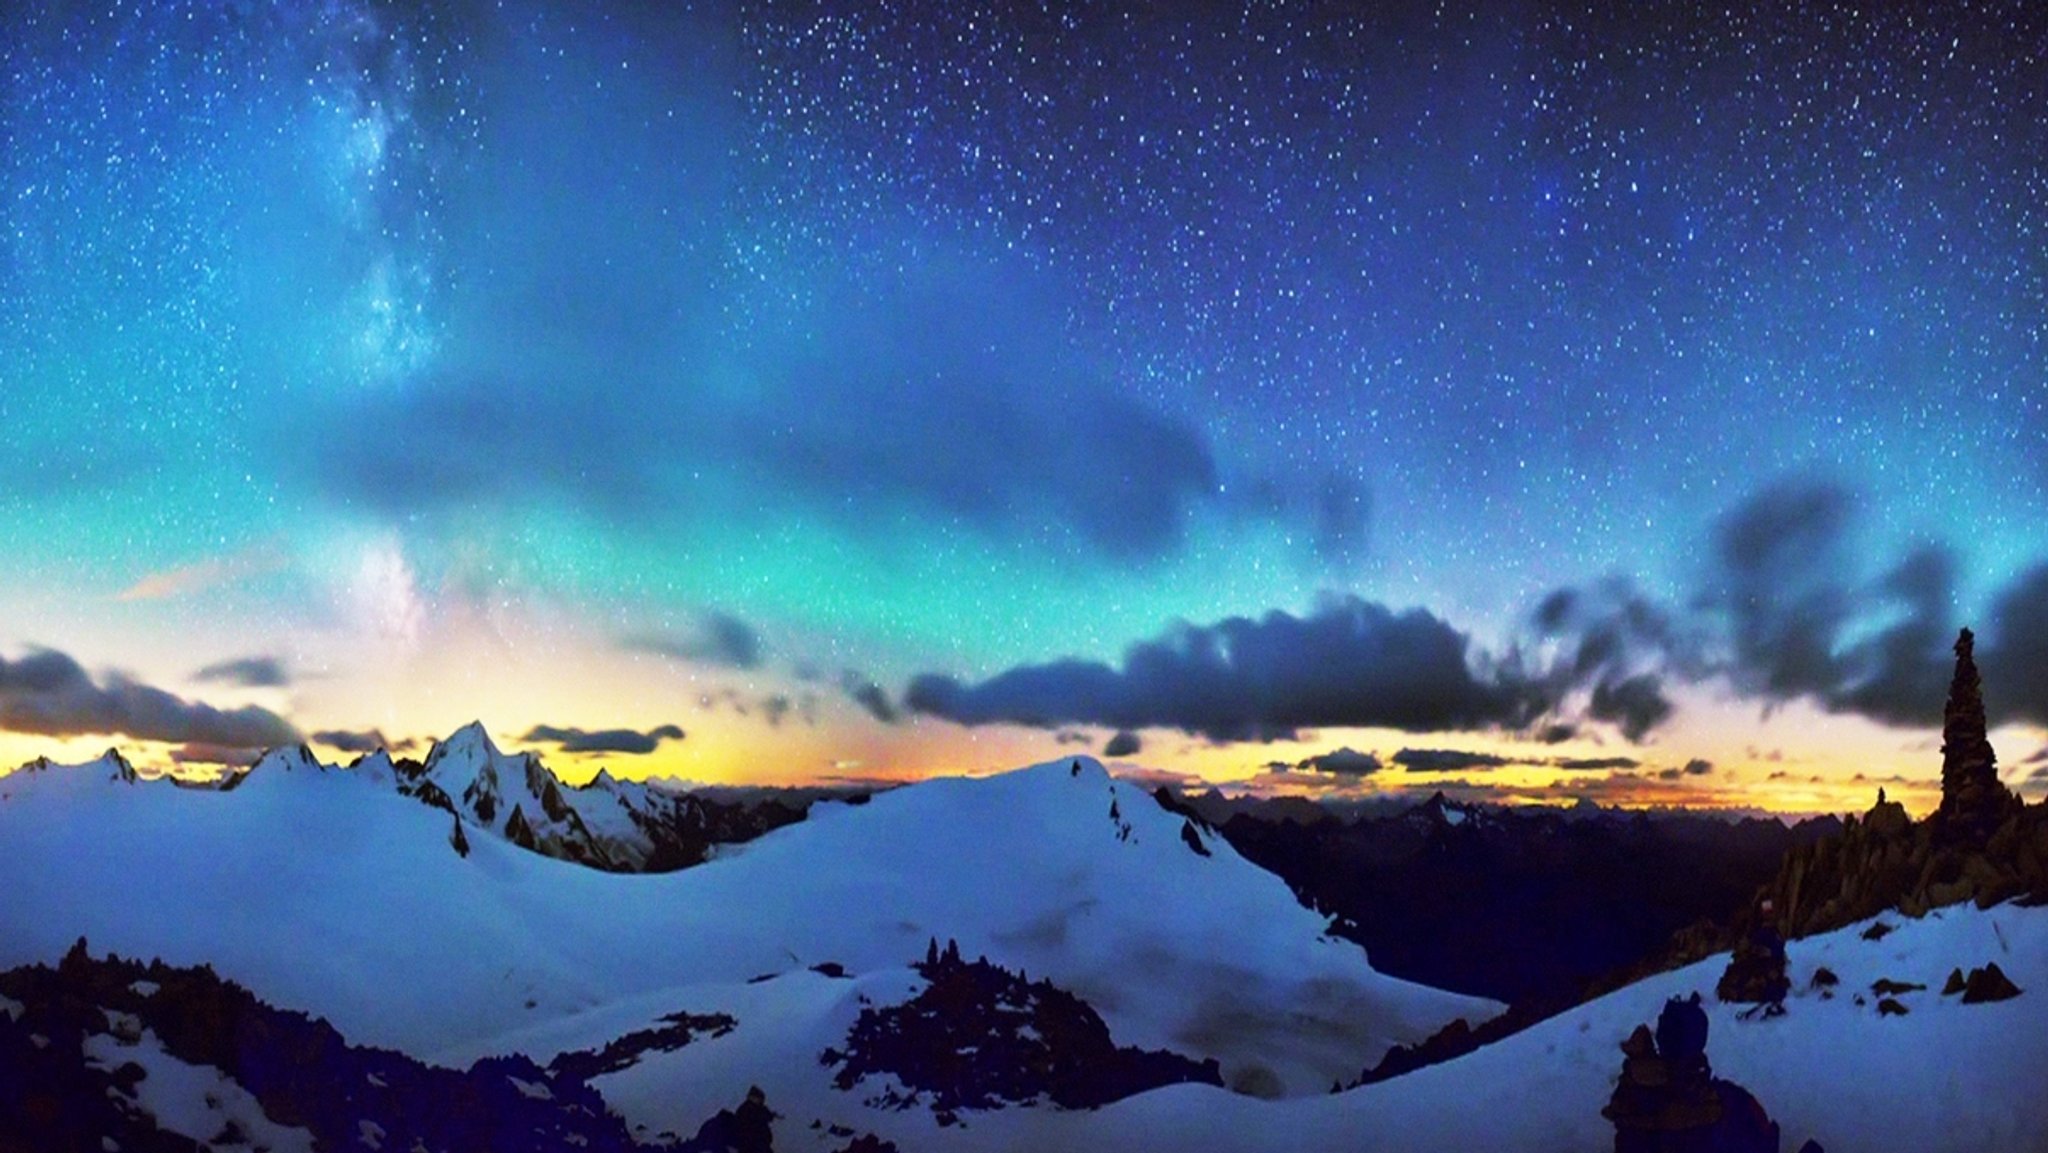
[520,723,687,755]
[907,595,1545,742]
[0,647,300,749]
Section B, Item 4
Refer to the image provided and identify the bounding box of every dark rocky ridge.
[0,943,659,1152]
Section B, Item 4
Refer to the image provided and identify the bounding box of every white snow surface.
[932,901,2048,1153]
[0,749,1491,1111]
[83,1027,315,1153]
[13,743,2035,1151]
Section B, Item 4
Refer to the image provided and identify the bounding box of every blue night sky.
[3,1,2046,811]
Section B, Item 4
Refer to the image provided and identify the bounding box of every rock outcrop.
[1748,628,2048,942]
[820,942,1221,1122]
[1716,903,1789,1007]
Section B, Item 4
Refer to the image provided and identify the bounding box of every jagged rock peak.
[103,748,140,784]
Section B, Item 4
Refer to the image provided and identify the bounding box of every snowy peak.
[247,744,324,777]
[438,719,499,761]
[0,750,144,803]
[347,750,398,787]
[1407,790,1481,830]
[396,723,633,868]
[417,720,507,792]
[103,748,141,785]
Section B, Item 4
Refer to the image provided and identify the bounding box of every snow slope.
[0,749,1492,1138]
[938,900,2048,1153]
[4,745,2042,1150]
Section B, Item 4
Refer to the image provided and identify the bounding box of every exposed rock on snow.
[821,942,1220,1120]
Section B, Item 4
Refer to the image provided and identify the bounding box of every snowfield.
[0,746,1491,1144]
[965,899,2048,1153]
[3,743,2042,1151]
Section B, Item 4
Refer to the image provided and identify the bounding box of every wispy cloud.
[626,611,764,670]
[193,656,290,689]
[116,543,286,602]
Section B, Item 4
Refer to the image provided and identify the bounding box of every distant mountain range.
[1187,786,1840,1005]
[1,722,825,873]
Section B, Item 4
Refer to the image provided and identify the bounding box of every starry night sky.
[3,0,2046,811]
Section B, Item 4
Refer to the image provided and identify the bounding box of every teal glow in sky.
[4,1,2047,808]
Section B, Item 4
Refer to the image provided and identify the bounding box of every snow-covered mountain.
[391,720,642,869]
[0,747,1495,1147]
[383,721,811,871]
[2,742,2044,1150]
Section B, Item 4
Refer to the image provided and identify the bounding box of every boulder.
[1960,962,2022,1004]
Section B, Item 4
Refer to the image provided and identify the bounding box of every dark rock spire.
[1937,627,2016,841]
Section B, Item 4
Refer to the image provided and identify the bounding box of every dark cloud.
[271,34,1370,568]
[519,723,686,755]
[1054,729,1093,746]
[1546,770,1715,806]
[312,729,390,755]
[1555,756,1640,771]
[1696,480,1957,726]
[2024,746,2048,766]
[1682,757,1714,776]
[0,646,300,748]
[1827,546,1959,725]
[907,595,1544,742]
[840,672,901,724]
[298,208,1357,563]
[1103,730,1142,758]
[1983,564,2048,726]
[192,656,290,689]
[1298,746,1382,775]
[1520,481,1992,737]
[628,611,763,670]
[169,743,264,768]
[761,695,792,728]
[880,477,2048,751]
[1587,673,1674,742]
[1527,577,1691,742]
[1310,474,1372,564]
[1393,747,1512,773]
